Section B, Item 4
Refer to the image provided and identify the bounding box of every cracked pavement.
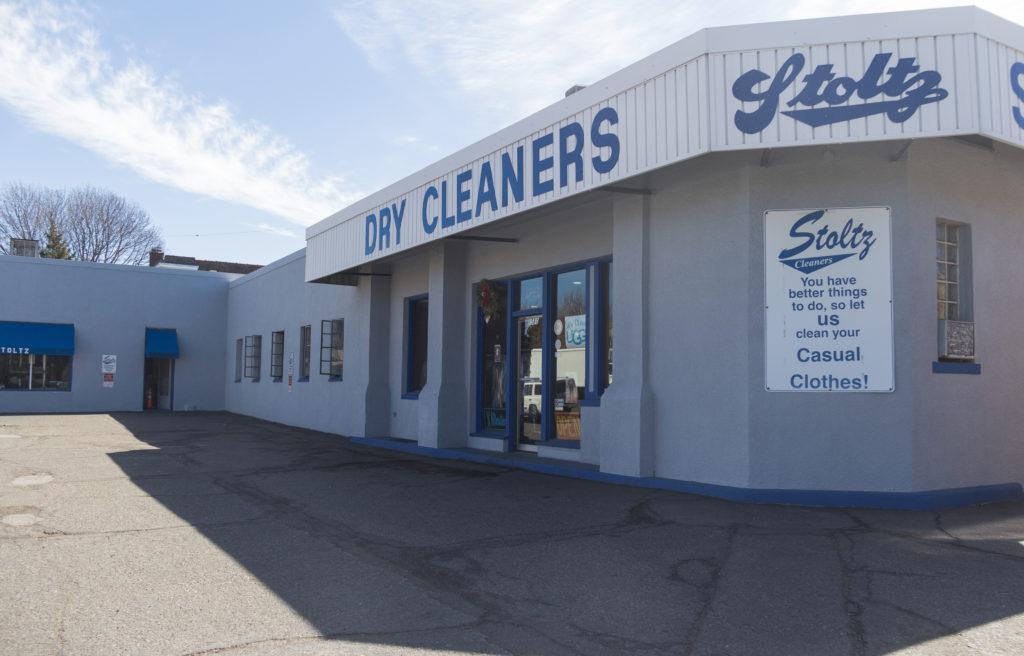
[1,412,1023,655]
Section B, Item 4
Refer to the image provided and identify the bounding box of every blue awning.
[0,321,74,356]
[145,328,179,359]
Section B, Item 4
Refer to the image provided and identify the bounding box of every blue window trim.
[272,377,283,383]
[932,361,981,374]
[328,375,344,382]
[405,294,429,396]
[470,431,507,440]
[540,438,582,450]
[473,256,611,452]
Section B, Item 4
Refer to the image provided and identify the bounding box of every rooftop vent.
[564,84,586,98]
[10,238,39,258]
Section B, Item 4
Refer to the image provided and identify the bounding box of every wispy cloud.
[0,1,359,226]
[251,222,300,239]
[333,0,1024,121]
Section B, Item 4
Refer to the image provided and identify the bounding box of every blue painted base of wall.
[349,436,1023,511]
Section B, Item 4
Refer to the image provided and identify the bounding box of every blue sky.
[1,1,1022,264]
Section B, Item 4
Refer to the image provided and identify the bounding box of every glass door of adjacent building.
[516,315,543,450]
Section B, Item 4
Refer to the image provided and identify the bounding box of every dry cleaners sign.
[764,207,894,392]
[363,108,620,257]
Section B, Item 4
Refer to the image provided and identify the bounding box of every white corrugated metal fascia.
[304,6,1024,281]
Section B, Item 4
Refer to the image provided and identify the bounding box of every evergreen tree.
[40,219,72,260]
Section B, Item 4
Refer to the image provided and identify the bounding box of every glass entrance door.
[516,315,543,450]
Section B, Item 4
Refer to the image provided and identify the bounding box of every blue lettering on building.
[559,122,584,187]
[363,109,620,256]
[440,179,456,229]
[364,200,408,255]
[591,107,619,174]
[532,133,555,197]
[501,147,525,208]
[733,53,949,134]
[476,161,497,216]
[456,170,473,223]
[422,186,439,235]
[1013,62,1024,129]
[777,210,876,274]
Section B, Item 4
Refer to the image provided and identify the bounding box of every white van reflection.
[521,377,578,422]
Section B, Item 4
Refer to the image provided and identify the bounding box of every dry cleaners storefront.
[228,6,1024,510]
[3,8,1021,509]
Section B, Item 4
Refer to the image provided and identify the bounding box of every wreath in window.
[476,279,503,323]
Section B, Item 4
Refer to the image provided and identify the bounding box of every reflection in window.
[480,283,508,432]
[554,269,586,440]
[518,276,543,310]
[0,354,71,391]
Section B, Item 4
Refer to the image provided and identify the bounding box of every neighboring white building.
[3,7,1024,508]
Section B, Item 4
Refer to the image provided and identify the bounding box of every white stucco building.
[3,7,1024,508]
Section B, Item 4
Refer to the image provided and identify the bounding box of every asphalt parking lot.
[1,412,1023,655]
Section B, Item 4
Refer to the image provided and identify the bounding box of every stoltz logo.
[777,210,876,274]
[1012,62,1024,129]
[733,52,949,134]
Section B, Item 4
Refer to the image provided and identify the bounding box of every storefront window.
[0,354,71,391]
[554,269,586,440]
[605,262,613,387]
[519,276,543,310]
[480,282,508,432]
[406,298,428,394]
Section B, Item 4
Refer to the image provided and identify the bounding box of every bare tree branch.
[0,184,164,265]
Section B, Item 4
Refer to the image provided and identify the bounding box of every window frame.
[234,338,243,382]
[404,295,429,398]
[270,330,285,380]
[471,255,612,444]
[299,325,311,381]
[320,319,344,379]
[936,221,962,321]
[0,353,72,392]
[244,334,262,380]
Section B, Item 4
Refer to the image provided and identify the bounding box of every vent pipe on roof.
[10,238,39,258]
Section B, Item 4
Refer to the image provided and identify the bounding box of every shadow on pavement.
[108,411,1024,655]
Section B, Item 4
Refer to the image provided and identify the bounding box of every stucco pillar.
[418,240,468,448]
[361,271,391,438]
[599,193,655,477]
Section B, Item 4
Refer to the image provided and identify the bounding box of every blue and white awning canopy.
[304,6,1024,281]
[0,321,74,356]
[145,328,180,359]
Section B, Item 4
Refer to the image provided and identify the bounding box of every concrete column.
[599,193,655,477]
[418,241,468,448]
[361,271,391,438]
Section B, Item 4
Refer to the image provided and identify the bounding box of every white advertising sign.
[101,354,116,389]
[764,207,894,392]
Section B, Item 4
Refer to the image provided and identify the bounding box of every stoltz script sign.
[1013,62,1024,129]
[733,53,949,134]
[764,207,894,392]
